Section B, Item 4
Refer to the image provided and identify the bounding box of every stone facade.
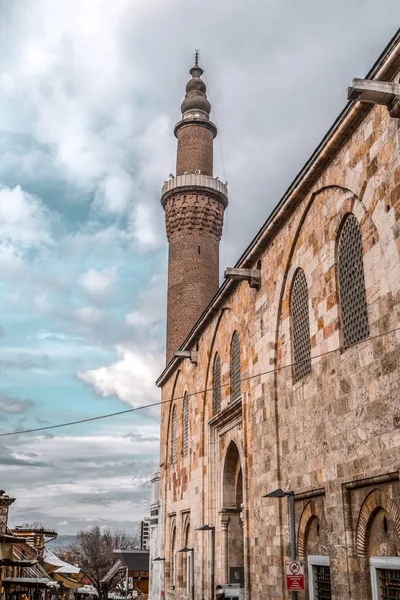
[153,33,400,600]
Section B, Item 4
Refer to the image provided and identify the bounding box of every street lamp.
[264,488,296,599]
[196,525,215,600]
[178,547,194,600]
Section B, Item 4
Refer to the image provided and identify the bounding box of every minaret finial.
[195,49,199,67]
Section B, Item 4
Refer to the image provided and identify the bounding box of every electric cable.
[0,324,399,438]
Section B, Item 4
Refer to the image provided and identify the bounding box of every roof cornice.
[156,27,400,388]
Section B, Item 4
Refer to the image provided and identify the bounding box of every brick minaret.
[162,54,228,363]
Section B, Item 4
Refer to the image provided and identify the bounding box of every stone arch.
[168,518,177,589]
[275,182,384,382]
[356,488,400,558]
[200,306,241,447]
[298,501,315,558]
[220,439,245,588]
[222,441,243,509]
[297,500,329,558]
[164,369,183,464]
[182,516,191,592]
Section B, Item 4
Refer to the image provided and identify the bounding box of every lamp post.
[263,488,296,600]
[178,547,194,600]
[196,525,215,600]
[152,557,165,600]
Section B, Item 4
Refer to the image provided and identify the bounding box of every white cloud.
[0,185,53,248]
[4,424,159,533]
[80,268,117,299]
[93,168,134,215]
[76,343,162,410]
[74,306,104,326]
[131,204,160,250]
[0,0,398,535]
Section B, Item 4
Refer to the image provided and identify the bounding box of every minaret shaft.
[176,124,214,176]
[162,58,228,363]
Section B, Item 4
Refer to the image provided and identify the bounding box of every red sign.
[285,560,305,591]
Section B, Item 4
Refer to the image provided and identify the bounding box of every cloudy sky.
[0,0,399,535]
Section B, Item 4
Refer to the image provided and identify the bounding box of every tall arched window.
[291,268,311,381]
[213,353,221,415]
[231,332,241,400]
[170,525,176,589]
[183,392,189,457]
[184,524,191,594]
[338,213,369,347]
[171,405,177,463]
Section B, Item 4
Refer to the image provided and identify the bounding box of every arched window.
[184,524,191,594]
[183,392,189,457]
[170,525,176,589]
[171,405,177,463]
[291,268,311,381]
[213,353,221,415]
[338,214,369,347]
[231,332,241,400]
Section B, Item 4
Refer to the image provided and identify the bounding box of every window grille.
[213,353,221,415]
[183,392,189,456]
[379,569,400,599]
[231,332,241,400]
[291,268,311,381]
[314,565,332,599]
[171,405,177,463]
[338,214,369,347]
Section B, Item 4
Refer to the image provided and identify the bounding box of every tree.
[72,527,137,600]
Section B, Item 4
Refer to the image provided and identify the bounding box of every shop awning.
[4,577,50,585]
[43,548,80,574]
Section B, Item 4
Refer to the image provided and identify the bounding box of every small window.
[183,392,189,456]
[337,213,369,347]
[378,569,400,598]
[171,405,177,463]
[370,557,400,600]
[308,556,331,600]
[231,332,241,400]
[291,268,311,381]
[213,353,221,414]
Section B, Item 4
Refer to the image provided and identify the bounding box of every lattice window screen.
[314,565,332,599]
[171,405,177,463]
[213,353,221,415]
[379,569,400,599]
[183,392,189,456]
[338,214,369,347]
[231,332,241,400]
[292,268,311,381]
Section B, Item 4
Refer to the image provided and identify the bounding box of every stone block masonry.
[154,32,400,600]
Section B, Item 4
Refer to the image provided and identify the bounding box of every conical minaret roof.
[180,51,211,118]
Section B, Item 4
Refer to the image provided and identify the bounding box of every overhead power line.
[0,324,399,439]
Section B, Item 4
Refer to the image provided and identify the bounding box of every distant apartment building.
[138,517,151,550]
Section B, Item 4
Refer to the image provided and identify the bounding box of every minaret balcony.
[161,173,228,208]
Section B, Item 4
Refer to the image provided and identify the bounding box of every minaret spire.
[194,49,199,67]
[161,60,228,363]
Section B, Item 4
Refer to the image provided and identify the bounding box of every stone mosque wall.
[156,38,400,600]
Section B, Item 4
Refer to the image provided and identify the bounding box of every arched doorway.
[221,441,245,588]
